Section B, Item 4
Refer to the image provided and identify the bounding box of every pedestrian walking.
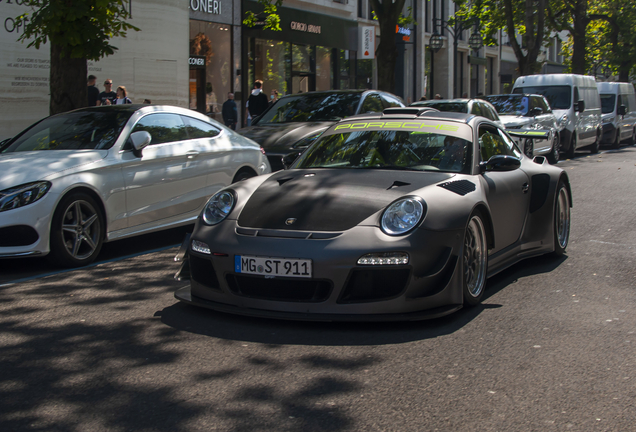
[222,92,238,130]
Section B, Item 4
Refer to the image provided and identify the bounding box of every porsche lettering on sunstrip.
[334,122,460,132]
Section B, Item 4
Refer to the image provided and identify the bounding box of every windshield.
[1,110,133,153]
[256,93,362,124]
[485,95,529,116]
[294,130,472,174]
[514,85,571,110]
[600,94,616,114]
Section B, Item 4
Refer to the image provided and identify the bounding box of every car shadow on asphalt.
[158,253,568,347]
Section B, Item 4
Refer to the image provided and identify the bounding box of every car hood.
[237,169,453,231]
[238,122,334,154]
[0,150,107,190]
[499,115,533,128]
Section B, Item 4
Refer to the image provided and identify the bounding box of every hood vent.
[438,180,476,196]
[387,181,411,190]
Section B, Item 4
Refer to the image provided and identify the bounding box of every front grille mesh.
[226,274,332,302]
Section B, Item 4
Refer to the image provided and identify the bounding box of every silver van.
[597,82,636,148]
[513,74,602,157]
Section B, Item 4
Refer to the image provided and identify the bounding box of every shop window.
[189,21,232,120]
[254,39,290,96]
[316,46,332,91]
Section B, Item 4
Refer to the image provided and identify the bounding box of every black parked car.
[239,90,404,170]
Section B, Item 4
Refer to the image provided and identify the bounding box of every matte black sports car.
[175,107,572,321]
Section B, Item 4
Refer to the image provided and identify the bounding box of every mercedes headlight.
[381,197,426,235]
[0,181,51,212]
[202,190,235,225]
[558,114,568,131]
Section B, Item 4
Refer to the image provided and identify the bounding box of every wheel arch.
[232,165,258,183]
[558,173,573,207]
[471,203,495,251]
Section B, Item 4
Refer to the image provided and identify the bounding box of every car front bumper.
[174,220,466,321]
[0,193,56,258]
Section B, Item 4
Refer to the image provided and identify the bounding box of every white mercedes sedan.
[0,105,271,267]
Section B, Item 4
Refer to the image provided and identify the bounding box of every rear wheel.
[547,132,560,164]
[523,138,534,158]
[565,133,576,159]
[611,129,621,150]
[232,169,256,183]
[48,192,104,267]
[553,180,571,256]
[462,213,488,306]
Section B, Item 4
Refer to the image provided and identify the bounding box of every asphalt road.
[1,147,635,431]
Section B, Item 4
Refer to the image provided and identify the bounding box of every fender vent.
[438,180,476,196]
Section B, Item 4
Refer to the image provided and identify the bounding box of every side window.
[478,125,520,161]
[131,114,187,145]
[483,104,498,121]
[380,93,402,108]
[360,94,384,113]
[471,102,484,117]
[183,116,221,139]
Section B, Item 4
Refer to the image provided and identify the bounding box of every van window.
[514,85,571,110]
[600,94,616,114]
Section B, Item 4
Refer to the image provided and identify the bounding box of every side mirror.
[479,155,521,173]
[531,106,543,116]
[282,151,302,169]
[618,105,627,116]
[129,131,151,157]
[574,100,585,113]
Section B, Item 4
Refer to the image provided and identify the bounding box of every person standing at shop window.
[87,75,99,107]
[97,79,117,106]
[247,80,269,122]
[222,92,238,130]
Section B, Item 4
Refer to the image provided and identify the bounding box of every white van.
[512,74,602,157]
[597,82,636,148]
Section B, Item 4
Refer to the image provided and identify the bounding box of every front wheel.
[553,180,571,256]
[589,129,600,154]
[48,193,104,267]
[232,169,256,183]
[547,132,560,164]
[565,133,576,159]
[463,213,488,306]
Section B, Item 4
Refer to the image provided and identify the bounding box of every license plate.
[235,255,312,278]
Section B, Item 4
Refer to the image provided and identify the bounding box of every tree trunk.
[570,0,588,75]
[371,0,405,92]
[50,43,88,115]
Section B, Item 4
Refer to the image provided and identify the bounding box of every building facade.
[0,0,567,140]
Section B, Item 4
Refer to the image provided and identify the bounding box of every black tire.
[48,192,104,267]
[232,169,256,183]
[565,133,576,159]
[589,129,600,154]
[629,128,636,145]
[462,213,488,306]
[611,129,621,150]
[547,132,560,164]
[523,138,534,158]
[553,180,571,256]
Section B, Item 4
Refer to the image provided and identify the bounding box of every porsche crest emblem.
[285,218,297,225]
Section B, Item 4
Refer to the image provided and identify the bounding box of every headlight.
[381,197,425,235]
[202,190,235,225]
[0,181,51,212]
[558,114,568,130]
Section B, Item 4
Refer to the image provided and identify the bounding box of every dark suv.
[239,90,404,171]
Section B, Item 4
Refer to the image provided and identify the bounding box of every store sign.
[189,0,222,14]
[189,56,206,68]
[290,21,321,34]
[359,26,375,59]
[396,26,411,42]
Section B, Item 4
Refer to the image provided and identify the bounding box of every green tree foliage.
[455,0,550,76]
[243,0,283,31]
[16,0,139,114]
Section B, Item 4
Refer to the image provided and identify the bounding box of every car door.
[120,113,206,228]
[478,123,530,253]
[182,115,235,194]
